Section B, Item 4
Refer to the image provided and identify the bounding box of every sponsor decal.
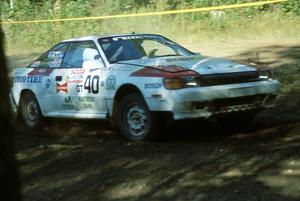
[68,79,83,84]
[76,85,83,93]
[45,79,51,88]
[79,97,95,103]
[71,69,85,74]
[48,51,63,58]
[49,59,63,68]
[68,74,84,79]
[56,82,68,93]
[145,83,162,89]
[27,68,54,76]
[64,96,72,103]
[111,35,157,41]
[84,75,100,94]
[30,61,41,68]
[62,96,79,110]
[101,81,105,87]
[68,74,84,84]
[62,96,94,110]
[112,36,143,41]
[83,103,93,109]
[14,75,42,83]
[62,104,79,111]
[105,75,116,90]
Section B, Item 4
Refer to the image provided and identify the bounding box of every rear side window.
[30,43,69,68]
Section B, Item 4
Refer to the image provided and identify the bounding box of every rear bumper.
[147,80,279,120]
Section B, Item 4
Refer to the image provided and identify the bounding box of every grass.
[3,11,300,56]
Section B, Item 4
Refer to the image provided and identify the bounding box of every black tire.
[19,93,43,129]
[117,93,157,141]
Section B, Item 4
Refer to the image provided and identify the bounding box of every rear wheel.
[118,93,157,141]
[19,93,43,129]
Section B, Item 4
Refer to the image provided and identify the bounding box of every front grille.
[208,94,266,112]
[198,71,260,86]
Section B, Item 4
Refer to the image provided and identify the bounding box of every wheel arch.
[110,84,145,127]
[20,89,36,99]
[18,89,43,115]
[18,88,44,128]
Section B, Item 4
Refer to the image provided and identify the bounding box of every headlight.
[164,76,199,90]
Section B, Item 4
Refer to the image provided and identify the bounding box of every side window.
[30,43,69,68]
[61,41,103,68]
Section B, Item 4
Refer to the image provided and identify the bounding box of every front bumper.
[147,80,279,120]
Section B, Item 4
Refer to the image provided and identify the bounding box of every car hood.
[118,55,256,75]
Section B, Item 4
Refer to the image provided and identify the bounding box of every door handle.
[55,76,62,81]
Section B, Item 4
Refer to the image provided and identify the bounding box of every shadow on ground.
[16,117,300,201]
[227,45,300,68]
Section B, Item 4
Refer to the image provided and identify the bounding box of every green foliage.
[282,0,300,15]
[1,0,300,53]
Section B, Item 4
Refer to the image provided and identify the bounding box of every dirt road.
[10,40,300,201]
[15,116,300,201]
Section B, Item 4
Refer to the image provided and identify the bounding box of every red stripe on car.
[131,65,198,78]
[28,68,54,76]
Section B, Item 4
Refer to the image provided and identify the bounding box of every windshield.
[98,35,194,63]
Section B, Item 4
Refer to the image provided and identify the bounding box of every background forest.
[1,0,300,54]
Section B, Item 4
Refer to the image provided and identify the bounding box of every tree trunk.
[0,28,21,201]
[6,0,14,9]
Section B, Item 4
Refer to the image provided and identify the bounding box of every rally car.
[10,34,279,141]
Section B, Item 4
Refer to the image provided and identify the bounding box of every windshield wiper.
[154,54,181,58]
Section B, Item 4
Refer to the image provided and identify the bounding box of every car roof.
[62,33,163,42]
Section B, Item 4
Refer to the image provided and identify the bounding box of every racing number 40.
[84,75,99,94]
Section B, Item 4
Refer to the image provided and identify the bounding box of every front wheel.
[117,93,157,141]
[19,93,43,129]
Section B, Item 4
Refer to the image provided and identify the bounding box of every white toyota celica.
[10,34,279,141]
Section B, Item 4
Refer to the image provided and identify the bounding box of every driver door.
[58,41,108,118]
